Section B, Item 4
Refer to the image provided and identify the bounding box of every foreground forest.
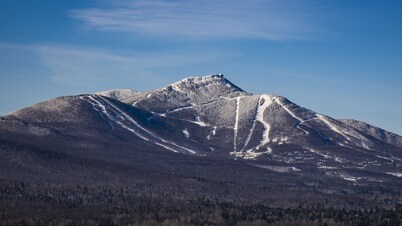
[1,181,401,226]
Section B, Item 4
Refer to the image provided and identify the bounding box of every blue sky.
[0,0,401,134]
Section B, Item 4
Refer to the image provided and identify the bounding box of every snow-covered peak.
[164,74,245,94]
[96,89,140,102]
[123,74,249,113]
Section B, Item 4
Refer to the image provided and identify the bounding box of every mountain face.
[1,74,402,212]
[340,119,402,148]
[95,89,140,101]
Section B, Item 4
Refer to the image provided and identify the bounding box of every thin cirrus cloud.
[34,45,234,88]
[70,0,323,40]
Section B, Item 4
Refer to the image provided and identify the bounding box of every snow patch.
[304,146,344,163]
[233,97,241,151]
[182,129,190,138]
[340,175,359,182]
[272,137,289,145]
[386,172,402,177]
[207,126,217,140]
[305,147,331,159]
[317,165,339,169]
[252,164,301,173]
[230,150,269,160]
[376,155,394,162]
[194,116,209,127]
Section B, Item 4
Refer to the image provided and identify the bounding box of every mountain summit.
[1,74,401,198]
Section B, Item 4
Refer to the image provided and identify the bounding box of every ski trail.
[97,96,197,154]
[316,114,372,149]
[159,99,219,117]
[233,97,241,151]
[159,104,194,117]
[316,114,351,141]
[241,96,260,151]
[170,117,211,127]
[82,95,196,154]
[80,96,115,129]
[274,98,309,135]
[252,95,273,151]
[241,95,273,152]
[82,95,151,141]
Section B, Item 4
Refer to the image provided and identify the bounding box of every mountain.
[1,74,402,224]
[95,89,140,101]
[340,119,402,148]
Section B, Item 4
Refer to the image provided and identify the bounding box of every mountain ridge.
[1,74,402,217]
[1,74,402,183]
[340,118,402,147]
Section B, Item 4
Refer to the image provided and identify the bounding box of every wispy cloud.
[34,45,234,89]
[0,42,235,90]
[71,0,323,40]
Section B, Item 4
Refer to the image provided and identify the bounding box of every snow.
[241,95,273,154]
[230,149,270,160]
[164,74,237,95]
[274,98,309,135]
[256,95,273,148]
[97,95,197,154]
[252,164,301,173]
[158,104,195,117]
[96,89,139,101]
[267,147,273,154]
[81,96,115,129]
[207,126,217,140]
[195,116,209,127]
[81,75,390,163]
[316,114,373,149]
[386,172,402,177]
[303,146,344,163]
[233,97,241,151]
[317,114,351,141]
[158,105,212,127]
[340,175,358,182]
[272,137,289,145]
[375,155,394,162]
[182,129,190,138]
[87,96,108,115]
[170,84,189,95]
[317,165,339,169]
[305,147,331,159]
[168,117,211,127]
[82,96,150,141]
